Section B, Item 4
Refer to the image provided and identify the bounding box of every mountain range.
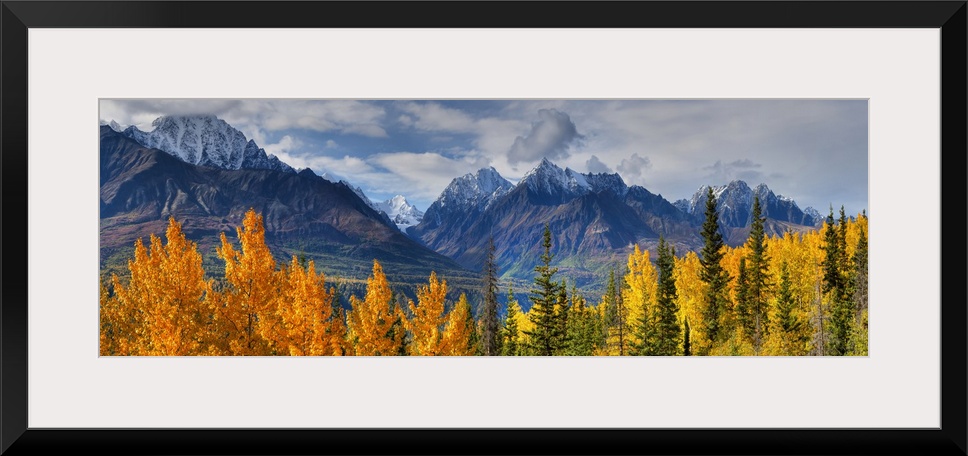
[101,114,828,304]
[99,124,474,293]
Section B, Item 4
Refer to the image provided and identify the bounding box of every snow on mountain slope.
[121,115,295,173]
[374,195,425,231]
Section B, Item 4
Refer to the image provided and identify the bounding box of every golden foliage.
[440,294,475,356]
[404,271,448,355]
[215,209,281,355]
[347,260,404,356]
[104,216,211,355]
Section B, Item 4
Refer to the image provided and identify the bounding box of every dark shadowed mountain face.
[408,159,700,291]
[99,126,472,285]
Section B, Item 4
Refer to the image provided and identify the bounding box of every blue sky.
[100,99,868,216]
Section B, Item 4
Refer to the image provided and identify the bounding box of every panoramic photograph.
[99,99,868,356]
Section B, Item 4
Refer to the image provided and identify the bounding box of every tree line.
[101,190,868,356]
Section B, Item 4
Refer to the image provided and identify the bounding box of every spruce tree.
[525,224,567,355]
[480,236,500,356]
[603,268,627,355]
[654,237,681,355]
[699,186,731,352]
[774,261,809,355]
[735,257,753,340]
[746,195,771,352]
[564,285,600,355]
[826,206,854,355]
[851,216,869,355]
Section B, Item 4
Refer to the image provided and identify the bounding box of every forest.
[99,188,868,356]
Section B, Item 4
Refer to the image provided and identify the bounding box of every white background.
[28,29,940,428]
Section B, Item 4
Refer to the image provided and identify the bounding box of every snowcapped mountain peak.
[119,115,295,174]
[522,159,630,199]
[683,180,817,228]
[375,195,425,231]
[422,166,514,227]
[106,120,124,132]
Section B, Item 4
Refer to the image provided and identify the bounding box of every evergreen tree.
[735,257,753,341]
[774,261,810,355]
[851,215,869,355]
[699,186,731,353]
[524,224,568,356]
[746,195,771,352]
[480,237,500,356]
[603,268,628,355]
[825,206,854,355]
[564,285,602,355]
[501,287,520,356]
[654,237,681,356]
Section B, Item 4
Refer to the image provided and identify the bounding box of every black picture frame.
[2,2,965,455]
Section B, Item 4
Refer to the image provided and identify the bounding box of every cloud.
[263,135,297,157]
[585,155,613,174]
[397,102,477,133]
[507,109,583,165]
[100,99,389,139]
[702,158,765,184]
[367,152,490,202]
[617,153,651,178]
[325,139,338,149]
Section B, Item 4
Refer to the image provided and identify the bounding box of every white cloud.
[366,152,490,203]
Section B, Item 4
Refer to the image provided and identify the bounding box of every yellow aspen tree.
[216,209,280,355]
[109,216,211,355]
[404,271,448,356]
[674,252,708,355]
[270,257,339,355]
[440,293,475,356]
[347,260,403,356]
[100,278,134,356]
[622,245,658,352]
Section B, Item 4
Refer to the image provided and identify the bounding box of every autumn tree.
[440,293,476,356]
[501,287,522,356]
[626,245,658,355]
[525,224,569,355]
[216,209,280,355]
[347,260,404,356]
[107,216,212,355]
[699,186,732,353]
[683,317,692,356]
[480,237,501,356]
[269,257,344,355]
[405,271,448,355]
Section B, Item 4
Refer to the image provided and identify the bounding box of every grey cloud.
[507,109,583,164]
[727,159,761,169]
[617,153,651,177]
[586,155,613,174]
[702,159,764,184]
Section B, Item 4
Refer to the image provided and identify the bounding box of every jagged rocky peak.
[521,158,629,198]
[683,180,816,227]
[436,166,514,211]
[118,114,295,174]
